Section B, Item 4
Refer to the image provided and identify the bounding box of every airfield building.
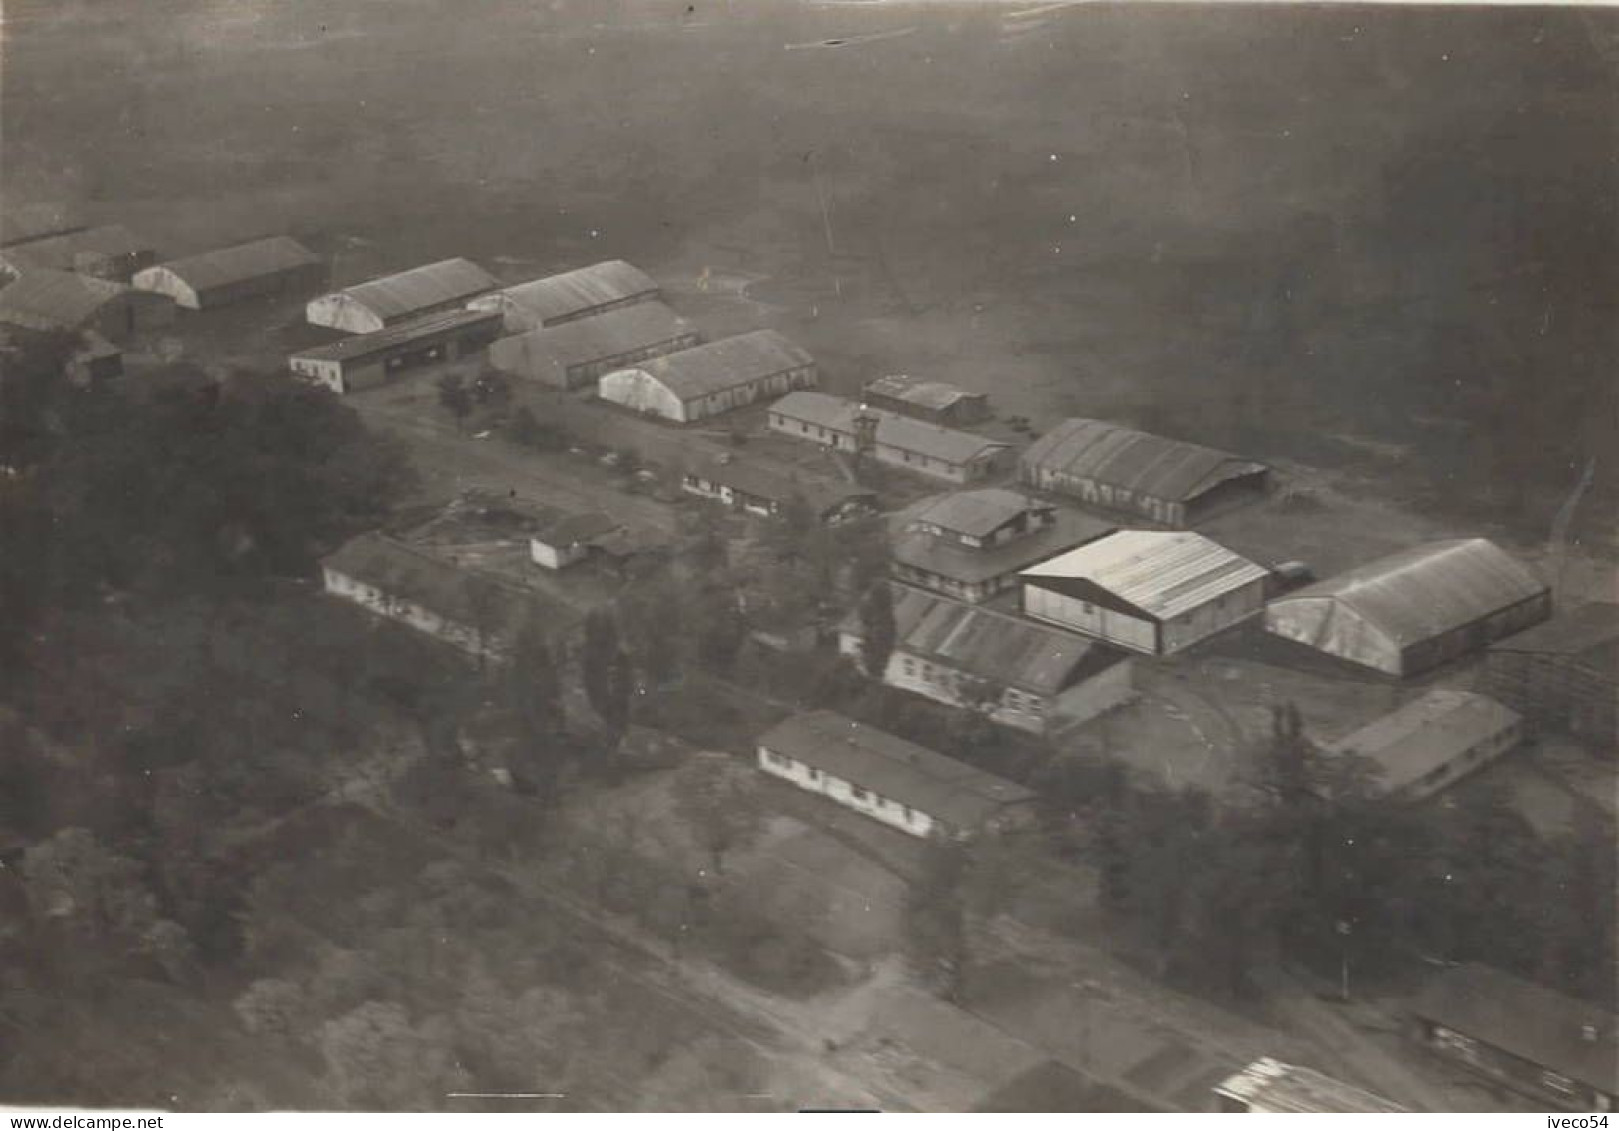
[1213,1059,1406,1114]
[1482,603,1618,751]
[1020,530,1268,655]
[1019,418,1270,526]
[681,457,877,526]
[862,374,992,426]
[755,709,1036,839]
[1264,539,1551,678]
[132,237,327,310]
[838,584,1136,735]
[468,260,659,332]
[288,308,504,394]
[1323,689,1524,801]
[0,269,173,342]
[0,224,156,282]
[307,257,499,333]
[487,301,701,389]
[768,391,1013,485]
[598,329,815,423]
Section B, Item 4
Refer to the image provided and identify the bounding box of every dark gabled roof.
[328,258,497,321]
[908,488,1045,540]
[771,391,1010,468]
[756,709,1035,829]
[531,507,620,550]
[146,237,321,292]
[684,457,874,518]
[0,224,152,271]
[0,269,128,329]
[1489,602,1619,665]
[1272,539,1549,648]
[1323,690,1521,796]
[290,308,502,364]
[891,507,1114,586]
[488,301,697,378]
[473,260,658,325]
[864,373,988,412]
[609,329,812,401]
[1410,964,1618,1094]
[845,583,1128,695]
[1021,418,1268,504]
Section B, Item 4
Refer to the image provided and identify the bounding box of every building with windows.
[838,584,1135,734]
[132,237,327,310]
[288,308,504,394]
[862,373,991,426]
[755,709,1036,839]
[890,488,1114,603]
[1323,690,1524,801]
[1264,539,1551,677]
[307,258,498,333]
[1020,530,1268,655]
[468,260,659,332]
[768,391,1013,485]
[1213,1059,1405,1113]
[528,507,625,571]
[598,329,815,423]
[1407,964,1617,1112]
[487,301,700,389]
[681,457,876,525]
[1482,602,1618,751]
[1019,418,1270,526]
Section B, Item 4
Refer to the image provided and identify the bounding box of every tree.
[318,1000,466,1109]
[505,617,567,797]
[856,581,897,680]
[674,754,765,876]
[460,573,507,670]
[904,836,971,1002]
[436,373,473,433]
[579,608,634,750]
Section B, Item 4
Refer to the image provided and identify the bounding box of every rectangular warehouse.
[597,329,815,423]
[862,373,992,426]
[487,301,700,389]
[307,258,498,333]
[1324,689,1524,801]
[768,391,1013,485]
[0,224,157,282]
[1019,418,1270,526]
[468,260,659,332]
[0,269,174,342]
[1020,530,1268,655]
[289,308,504,394]
[132,237,327,310]
[838,584,1135,735]
[755,710,1035,839]
[1482,603,1618,751]
[1264,539,1551,678]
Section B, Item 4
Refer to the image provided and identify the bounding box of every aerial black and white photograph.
[0,0,1614,1115]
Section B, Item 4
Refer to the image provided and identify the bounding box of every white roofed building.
[133,237,327,310]
[487,301,700,389]
[307,258,498,333]
[598,329,815,423]
[468,260,659,332]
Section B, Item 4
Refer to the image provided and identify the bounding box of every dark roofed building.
[755,709,1036,838]
[839,583,1135,734]
[1020,418,1270,526]
[0,268,173,342]
[681,457,877,525]
[863,373,992,426]
[132,237,327,310]
[289,308,503,394]
[307,258,499,333]
[1483,603,1619,751]
[598,329,816,423]
[528,506,626,571]
[1407,964,1617,1112]
[468,260,660,331]
[0,224,157,282]
[1323,689,1524,801]
[487,301,701,389]
[1265,539,1551,678]
[769,391,1013,485]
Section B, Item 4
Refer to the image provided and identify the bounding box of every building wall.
[1158,577,1267,653]
[307,293,388,334]
[1408,1017,1616,1113]
[529,538,588,571]
[290,356,346,394]
[605,365,814,423]
[1050,659,1137,726]
[1264,597,1404,675]
[1021,466,1185,525]
[1399,594,1553,678]
[322,566,496,660]
[292,324,496,394]
[134,262,326,311]
[891,562,1004,604]
[1022,584,1159,653]
[1397,716,1525,801]
[756,743,939,838]
[1483,651,1617,750]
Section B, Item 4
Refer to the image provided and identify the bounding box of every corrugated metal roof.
[330,258,497,321]
[1022,530,1267,621]
[1411,964,1618,1094]
[910,488,1044,540]
[473,260,658,327]
[1325,690,1521,795]
[1020,418,1268,504]
[756,709,1035,829]
[1215,1059,1406,1114]
[0,268,128,329]
[610,329,810,401]
[771,391,1009,468]
[1273,539,1548,647]
[148,237,321,293]
[891,507,1114,586]
[878,584,1126,694]
[489,301,696,379]
[1488,602,1619,660]
[0,224,151,271]
[864,373,985,412]
[291,308,501,364]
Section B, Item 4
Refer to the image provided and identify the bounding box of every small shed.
[863,374,991,426]
[132,237,327,310]
[307,258,498,333]
[528,509,623,571]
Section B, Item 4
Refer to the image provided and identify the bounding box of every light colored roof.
[332,258,497,321]
[1411,964,1618,1093]
[610,329,810,401]
[1273,539,1548,648]
[491,302,695,376]
[771,391,1009,468]
[847,584,1126,695]
[909,488,1045,540]
[477,260,657,325]
[1,224,151,271]
[756,709,1035,829]
[149,237,321,292]
[292,308,501,364]
[1021,530,1267,621]
[1325,690,1520,795]
[685,457,873,517]
[0,269,128,329]
[1215,1059,1406,1114]
[1021,418,1268,504]
[891,507,1114,586]
[864,373,986,412]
